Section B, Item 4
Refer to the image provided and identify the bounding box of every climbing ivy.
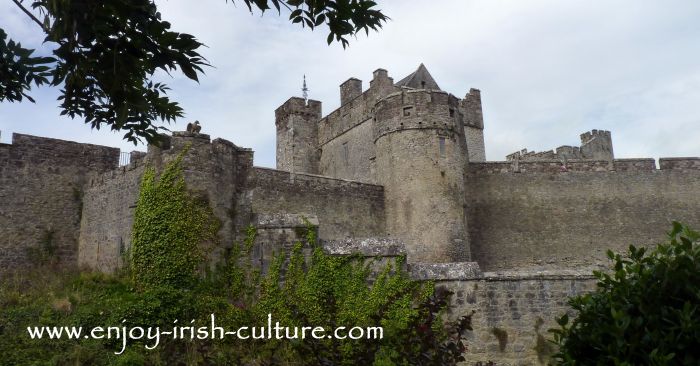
[130,146,219,289]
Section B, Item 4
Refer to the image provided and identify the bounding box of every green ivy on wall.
[130,146,219,289]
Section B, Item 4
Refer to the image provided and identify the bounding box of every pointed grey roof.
[395,63,441,90]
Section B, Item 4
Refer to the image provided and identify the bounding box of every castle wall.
[466,159,700,271]
[319,118,377,183]
[78,133,255,272]
[250,167,386,240]
[0,133,119,271]
[78,164,145,272]
[442,272,596,365]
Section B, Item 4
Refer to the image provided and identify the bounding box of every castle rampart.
[79,163,146,272]
[465,162,700,271]
[508,129,614,162]
[0,133,119,270]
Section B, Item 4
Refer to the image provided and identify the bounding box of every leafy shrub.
[551,222,700,365]
[226,223,473,365]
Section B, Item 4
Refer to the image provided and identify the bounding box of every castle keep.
[2,65,700,364]
[275,65,486,263]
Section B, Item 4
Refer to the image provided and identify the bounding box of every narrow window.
[439,137,446,158]
[343,142,349,162]
[421,81,426,88]
[449,108,455,117]
[403,106,413,117]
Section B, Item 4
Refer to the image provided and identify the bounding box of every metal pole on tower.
[302,74,309,102]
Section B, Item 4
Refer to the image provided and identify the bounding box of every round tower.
[373,89,471,263]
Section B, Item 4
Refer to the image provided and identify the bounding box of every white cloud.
[1,0,699,166]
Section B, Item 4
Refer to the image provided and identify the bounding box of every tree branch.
[11,0,49,34]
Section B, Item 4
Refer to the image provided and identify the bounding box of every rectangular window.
[343,142,349,162]
[439,137,446,158]
[449,108,455,117]
[403,106,413,117]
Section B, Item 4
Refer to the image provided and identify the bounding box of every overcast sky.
[1,0,699,167]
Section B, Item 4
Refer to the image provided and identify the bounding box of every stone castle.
[2,65,699,364]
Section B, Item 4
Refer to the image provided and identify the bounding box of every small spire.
[302,74,309,102]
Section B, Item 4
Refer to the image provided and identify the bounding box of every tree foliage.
[550,222,700,365]
[1,0,388,144]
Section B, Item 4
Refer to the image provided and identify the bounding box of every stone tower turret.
[460,88,486,162]
[580,129,613,161]
[275,97,322,174]
[373,89,471,263]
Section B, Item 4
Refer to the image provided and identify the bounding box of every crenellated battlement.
[508,129,614,162]
[580,129,611,144]
[468,157,700,175]
[274,97,322,127]
[373,89,463,142]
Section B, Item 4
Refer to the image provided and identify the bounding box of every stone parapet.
[469,158,661,175]
[659,157,700,170]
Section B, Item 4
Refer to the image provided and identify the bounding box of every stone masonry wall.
[78,133,255,272]
[0,133,119,271]
[443,273,597,365]
[319,118,377,183]
[78,164,145,273]
[250,167,386,240]
[466,159,700,271]
[317,69,399,182]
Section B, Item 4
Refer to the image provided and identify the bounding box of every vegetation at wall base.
[550,222,700,365]
[0,149,471,366]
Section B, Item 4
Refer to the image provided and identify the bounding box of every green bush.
[551,222,700,365]
[225,223,473,365]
